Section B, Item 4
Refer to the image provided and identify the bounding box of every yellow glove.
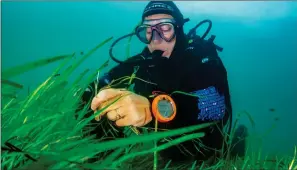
[91,88,152,127]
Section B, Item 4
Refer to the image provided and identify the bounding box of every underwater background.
[2,1,297,160]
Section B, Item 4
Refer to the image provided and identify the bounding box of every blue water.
[2,1,297,158]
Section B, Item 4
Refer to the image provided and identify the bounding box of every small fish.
[269,108,275,112]
[1,79,23,89]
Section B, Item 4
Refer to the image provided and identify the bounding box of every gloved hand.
[91,88,152,127]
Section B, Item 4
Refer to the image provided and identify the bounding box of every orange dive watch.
[151,94,177,123]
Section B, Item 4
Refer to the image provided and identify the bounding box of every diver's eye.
[159,24,173,32]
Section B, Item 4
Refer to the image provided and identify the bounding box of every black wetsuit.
[79,36,232,164]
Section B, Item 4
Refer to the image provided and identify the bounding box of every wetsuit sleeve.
[158,48,233,161]
[194,55,232,158]
[184,40,232,126]
[192,55,232,158]
[167,55,232,127]
[195,56,232,125]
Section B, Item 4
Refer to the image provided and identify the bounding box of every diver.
[79,1,247,167]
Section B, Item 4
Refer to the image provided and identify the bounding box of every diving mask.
[135,18,176,44]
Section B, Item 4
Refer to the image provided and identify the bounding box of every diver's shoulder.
[184,43,223,67]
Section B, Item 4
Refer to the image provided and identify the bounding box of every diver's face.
[144,14,176,58]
